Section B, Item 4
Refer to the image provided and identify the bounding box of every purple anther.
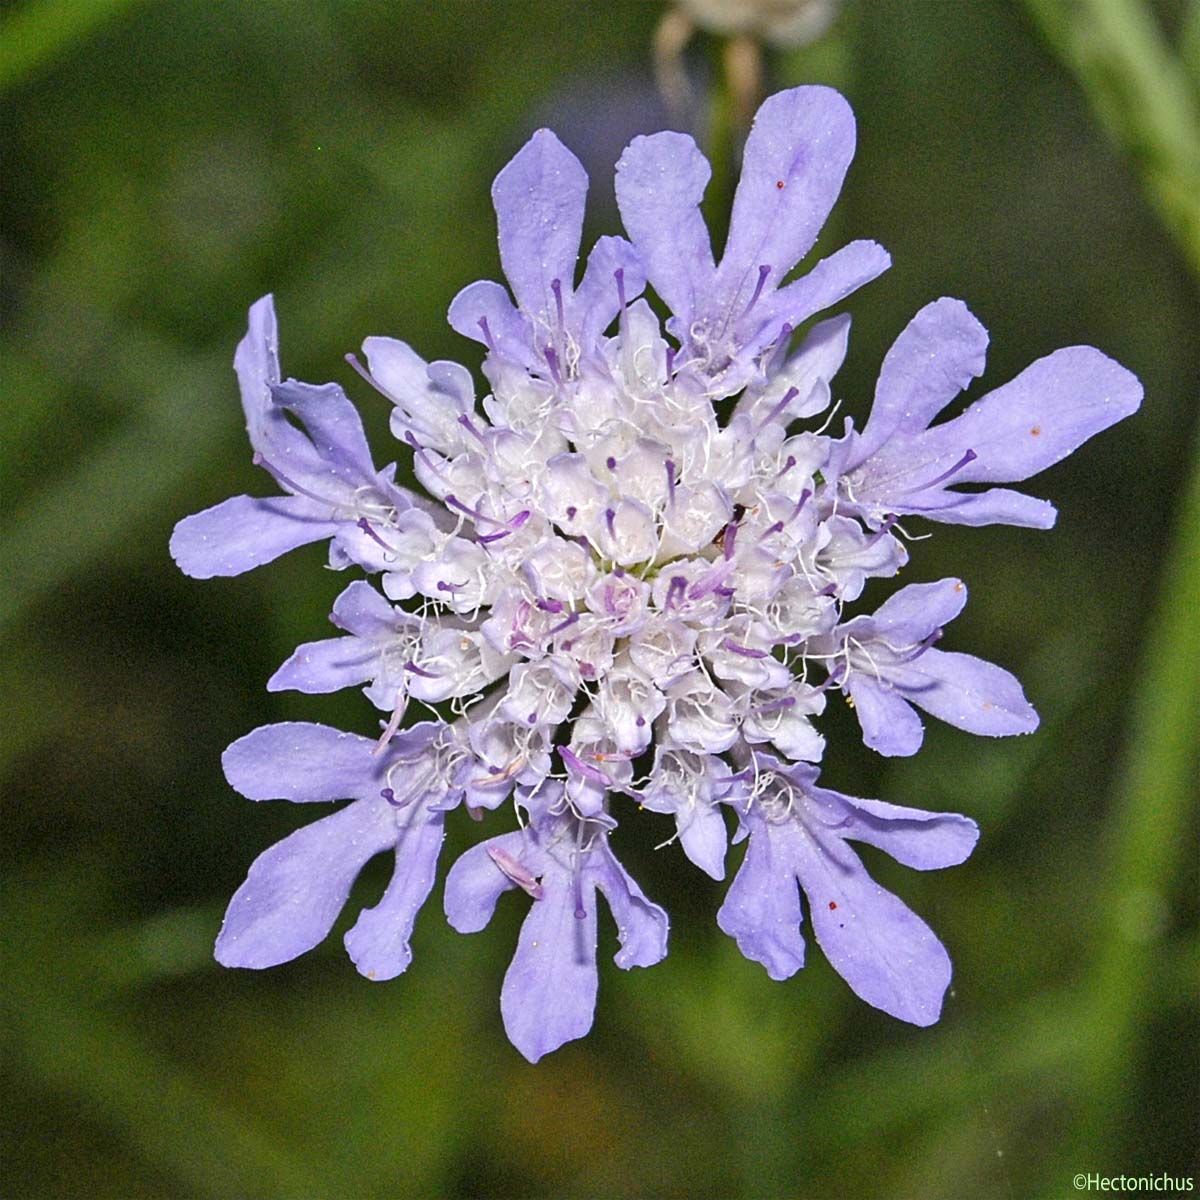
[754,696,797,716]
[477,315,497,353]
[356,517,397,554]
[527,712,538,725]
[900,627,944,662]
[722,521,738,561]
[760,520,785,540]
[403,661,440,678]
[635,715,646,727]
[665,460,677,506]
[756,386,800,433]
[550,278,565,330]
[605,508,617,538]
[665,345,676,375]
[722,637,769,659]
[664,575,687,611]
[865,513,900,547]
[404,432,446,478]
[510,510,531,530]
[560,746,611,785]
[791,488,812,520]
[544,346,563,386]
[742,263,772,316]
[573,869,587,921]
[816,663,847,692]
[487,846,545,900]
[435,579,458,593]
[445,494,497,526]
[344,351,398,403]
[776,455,798,479]
[615,266,627,309]
[817,582,839,597]
[714,586,736,598]
[381,787,401,807]
[565,505,577,520]
[919,448,979,491]
[687,560,734,600]
[477,528,512,544]
[536,597,564,613]
[457,413,487,444]
[548,611,580,636]
[250,453,331,507]
[605,456,617,470]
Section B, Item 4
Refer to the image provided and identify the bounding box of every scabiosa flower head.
[174,86,1141,1061]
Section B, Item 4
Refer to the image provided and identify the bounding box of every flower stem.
[1022,0,1200,281]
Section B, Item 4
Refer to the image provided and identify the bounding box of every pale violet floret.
[614,86,890,395]
[717,754,978,1025]
[215,721,474,982]
[834,296,1144,528]
[172,85,1143,1063]
[444,781,668,1063]
[170,296,417,581]
[808,577,1038,757]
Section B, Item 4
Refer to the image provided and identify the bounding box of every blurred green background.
[2,1,1197,1197]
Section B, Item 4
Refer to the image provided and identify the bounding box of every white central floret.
[349,304,890,824]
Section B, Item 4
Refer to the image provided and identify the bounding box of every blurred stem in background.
[1070,429,1200,1160]
[1018,0,1200,1162]
[1022,0,1200,282]
[0,0,147,91]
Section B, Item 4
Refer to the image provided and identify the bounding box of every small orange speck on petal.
[1030,426,1041,436]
